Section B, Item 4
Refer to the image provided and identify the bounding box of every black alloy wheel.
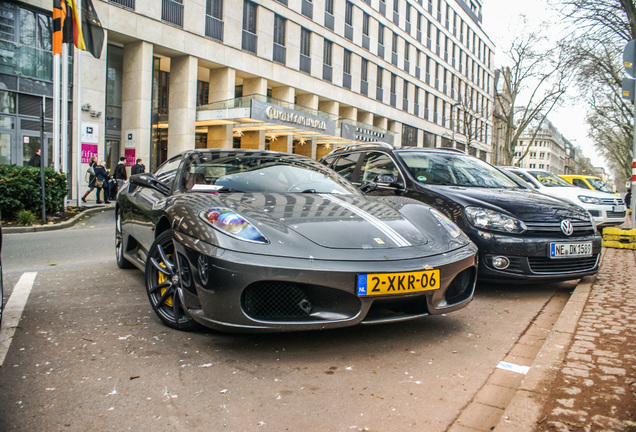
[115,209,135,269]
[145,229,197,331]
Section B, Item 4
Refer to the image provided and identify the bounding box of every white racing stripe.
[0,272,37,366]
[320,194,411,247]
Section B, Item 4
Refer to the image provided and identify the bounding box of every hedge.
[0,164,68,222]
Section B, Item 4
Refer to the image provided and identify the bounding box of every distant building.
[513,117,567,174]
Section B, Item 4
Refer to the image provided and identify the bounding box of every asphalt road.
[0,210,577,431]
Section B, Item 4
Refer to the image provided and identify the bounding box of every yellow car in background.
[560,175,619,196]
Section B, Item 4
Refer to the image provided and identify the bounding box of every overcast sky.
[481,0,605,167]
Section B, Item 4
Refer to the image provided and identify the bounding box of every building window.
[323,39,333,82]
[242,1,258,54]
[325,0,334,14]
[402,124,417,147]
[205,0,223,41]
[361,58,368,96]
[273,14,286,64]
[376,66,384,101]
[324,0,334,29]
[162,0,183,27]
[300,28,311,73]
[0,4,53,81]
[390,73,397,107]
[378,23,385,58]
[343,49,352,89]
[345,1,354,41]
[302,0,313,19]
[391,32,398,66]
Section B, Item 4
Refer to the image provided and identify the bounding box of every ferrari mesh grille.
[528,254,599,273]
[242,282,313,319]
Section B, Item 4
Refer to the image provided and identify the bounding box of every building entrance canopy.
[196,95,394,147]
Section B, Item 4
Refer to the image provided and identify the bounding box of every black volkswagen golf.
[321,144,602,282]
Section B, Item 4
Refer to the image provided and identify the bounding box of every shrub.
[16,209,36,226]
[0,164,68,222]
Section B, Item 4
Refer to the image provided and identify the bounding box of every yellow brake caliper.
[157,255,174,307]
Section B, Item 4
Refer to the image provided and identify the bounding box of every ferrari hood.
[256,193,430,249]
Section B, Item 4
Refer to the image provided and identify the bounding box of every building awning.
[196,95,394,147]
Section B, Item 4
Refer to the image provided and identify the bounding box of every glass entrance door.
[21,133,53,167]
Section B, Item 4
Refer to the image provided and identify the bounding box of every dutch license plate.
[549,242,592,259]
[357,269,440,296]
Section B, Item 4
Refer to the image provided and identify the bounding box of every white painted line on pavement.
[0,272,37,366]
[496,361,530,375]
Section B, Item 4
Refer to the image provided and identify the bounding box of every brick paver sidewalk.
[496,248,636,431]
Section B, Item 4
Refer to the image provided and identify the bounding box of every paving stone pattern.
[535,248,636,431]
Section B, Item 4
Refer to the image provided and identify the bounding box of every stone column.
[207,68,236,149]
[296,94,319,158]
[168,55,198,157]
[270,86,295,153]
[122,41,153,170]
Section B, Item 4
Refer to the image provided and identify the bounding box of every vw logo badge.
[560,220,574,236]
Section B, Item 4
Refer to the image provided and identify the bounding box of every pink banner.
[81,144,98,164]
[125,149,136,166]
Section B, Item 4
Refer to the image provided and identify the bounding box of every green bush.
[0,164,68,222]
[16,209,36,226]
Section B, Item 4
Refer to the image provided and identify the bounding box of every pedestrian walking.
[114,156,128,189]
[93,161,111,204]
[81,156,98,203]
[625,190,632,209]
[131,158,145,175]
[27,148,41,167]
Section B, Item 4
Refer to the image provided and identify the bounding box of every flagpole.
[75,0,83,207]
[53,53,60,172]
[62,43,69,175]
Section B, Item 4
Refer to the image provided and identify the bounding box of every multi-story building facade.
[0,0,494,202]
[513,118,568,174]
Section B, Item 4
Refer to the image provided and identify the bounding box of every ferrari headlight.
[429,208,463,238]
[578,195,601,205]
[465,206,527,234]
[200,208,268,244]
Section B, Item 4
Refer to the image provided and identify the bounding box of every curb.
[493,252,604,431]
[2,205,115,234]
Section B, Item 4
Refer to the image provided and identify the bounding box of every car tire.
[115,209,135,269]
[145,229,198,331]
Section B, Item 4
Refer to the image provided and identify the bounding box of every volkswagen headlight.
[200,208,268,244]
[465,207,527,234]
[578,195,602,205]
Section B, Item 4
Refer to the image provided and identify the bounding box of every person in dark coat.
[93,161,111,204]
[114,156,128,189]
[131,158,145,175]
[626,190,632,209]
[27,149,41,167]
[81,156,98,203]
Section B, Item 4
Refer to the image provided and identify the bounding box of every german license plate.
[549,242,592,259]
[613,205,626,212]
[357,269,440,296]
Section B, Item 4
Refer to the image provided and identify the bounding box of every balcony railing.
[343,72,352,89]
[360,80,368,96]
[345,24,353,41]
[324,12,334,30]
[323,64,333,82]
[300,54,311,74]
[205,16,223,42]
[162,0,183,27]
[108,0,135,10]
[273,43,286,65]
[301,0,313,19]
[242,30,257,54]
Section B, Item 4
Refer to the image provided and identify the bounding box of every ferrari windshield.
[396,151,520,188]
[180,151,360,195]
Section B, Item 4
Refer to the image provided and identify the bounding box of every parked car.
[560,174,619,196]
[116,149,478,332]
[320,144,602,283]
[504,167,626,228]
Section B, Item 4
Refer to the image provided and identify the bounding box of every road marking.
[0,272,37,366]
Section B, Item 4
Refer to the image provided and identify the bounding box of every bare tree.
[558,0,636,185]
[494,28,573,166]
